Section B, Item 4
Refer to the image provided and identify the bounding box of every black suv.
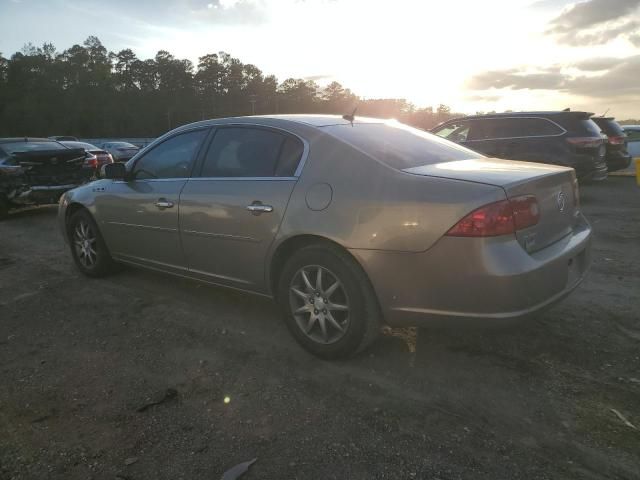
[431,111,607,181]
[590,116,632,172]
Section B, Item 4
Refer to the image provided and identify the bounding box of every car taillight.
[607,135,626,145]
[84,157,98,168]
[446,195,539,237]
[566,136,603,148]
[571,178,580,209]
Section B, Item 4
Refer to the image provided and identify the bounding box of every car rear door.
[96,128,210,273]
[179,125,305,292]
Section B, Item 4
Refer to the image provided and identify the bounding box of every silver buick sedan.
[59,115,591,359]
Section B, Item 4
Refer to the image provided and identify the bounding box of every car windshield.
[323,121,484,170]
[111,142,137,148]
[1,140,66,155]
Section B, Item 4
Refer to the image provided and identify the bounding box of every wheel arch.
[268,234,372,298]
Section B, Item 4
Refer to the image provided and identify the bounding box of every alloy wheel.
[73,220,97,269]
[289,265,351,344]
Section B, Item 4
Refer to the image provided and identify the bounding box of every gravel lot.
[1,177,639,480]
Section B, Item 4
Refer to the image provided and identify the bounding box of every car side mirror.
[103,162,128,180]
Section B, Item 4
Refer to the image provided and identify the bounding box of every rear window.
[1,141,66,155]
[592,118,625,137]
[581,119,604,137]
[323,122,483,170]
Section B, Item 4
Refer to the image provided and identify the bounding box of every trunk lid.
[404,158,578,252]
[12,148,92,186]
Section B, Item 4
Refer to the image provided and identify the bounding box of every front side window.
[625,129,640,141]
[133,129,208,180]
[433,121,470,143]
[199,127,303,178]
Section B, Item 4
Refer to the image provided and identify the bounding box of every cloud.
[465,94,502,102]
[467,55,640,100]
[547,0,640,45]
[574,57,626,71]
[467,68,566,90]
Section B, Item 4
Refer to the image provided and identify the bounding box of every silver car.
[100,141,140,162]
[58,115,592,358]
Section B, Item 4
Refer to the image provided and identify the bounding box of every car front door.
[96,128,210,273]
[179,126,305,292]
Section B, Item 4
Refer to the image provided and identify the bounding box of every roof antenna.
[342,106,357,126]
[562,107,570,112]
[601,108,610,117]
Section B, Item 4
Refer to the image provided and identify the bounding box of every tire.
[67,209,117,277]
[277,243,381,359]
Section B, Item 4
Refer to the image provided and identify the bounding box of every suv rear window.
[580,119,604,137]
[323,122,483,170]
[591,118,625,137]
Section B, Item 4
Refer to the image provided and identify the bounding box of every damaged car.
[0,138,94,218]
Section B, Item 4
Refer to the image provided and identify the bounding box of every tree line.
[0,37,461,138]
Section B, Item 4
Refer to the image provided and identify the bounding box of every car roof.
[177,114,385,131]
[442,111,595,123]
[622,125,640,130]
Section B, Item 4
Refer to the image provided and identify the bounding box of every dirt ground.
[0,177,639,480]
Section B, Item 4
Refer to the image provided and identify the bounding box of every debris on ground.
[221,458,257,480]
[136,388,178,413]
[124,456,139,466]
[610,409,638,430]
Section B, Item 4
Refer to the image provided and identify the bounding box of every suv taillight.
[566,136,603,148]
[446,196,539,237]
[607,135,626,145]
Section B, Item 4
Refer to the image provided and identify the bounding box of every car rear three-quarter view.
[58,115,592,359]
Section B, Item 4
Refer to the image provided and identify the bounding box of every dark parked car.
[591,117,632,172]
[59,115,591,358]
[432,111,608,181]
[100,141,140,162]
[0,138,93,218]
[61,141,114,172]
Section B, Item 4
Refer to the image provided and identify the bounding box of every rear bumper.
[350,214,592,328]
[606,153,632,172]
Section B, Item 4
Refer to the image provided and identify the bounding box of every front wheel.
[277,244,381,359]
[67,209,117,277]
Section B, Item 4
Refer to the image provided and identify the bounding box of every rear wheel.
[67,209,117,277]
[277,244,381,359]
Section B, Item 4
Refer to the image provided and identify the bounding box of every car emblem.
[556,191,566,212]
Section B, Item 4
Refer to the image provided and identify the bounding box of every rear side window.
[324,122,483,170]
[581,119,604,136]
[470,118,563,140]
[199,127,303,177]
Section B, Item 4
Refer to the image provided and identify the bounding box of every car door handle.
[155,199,174,209]
[246,202,273,214]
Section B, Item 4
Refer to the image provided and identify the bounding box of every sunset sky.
[1,0,639,118]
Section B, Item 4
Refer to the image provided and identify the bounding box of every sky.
[1,0,640,118]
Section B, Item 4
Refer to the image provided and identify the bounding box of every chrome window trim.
[187,176,297,182]
[198,122,310,179]
[463,116,568,143]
